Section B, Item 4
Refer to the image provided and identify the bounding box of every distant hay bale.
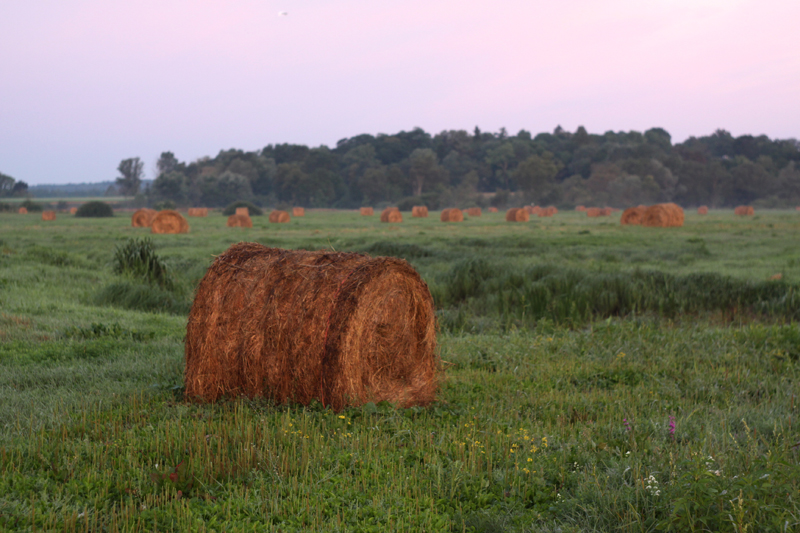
[18,207,28,214]
[465,207,481,217]
[538,206,558,217]
[69,207,78,215]
[227,214,253,228]
[380,208,403,223]
[505,208,529,222]
[292,207,305,217]
[360,207,374,216]
[412,206,429,218]
[151,210,190,234]
[575,205,586,211]
[42,211,56,221]
[236,207,249,216]
[642,203,684,228]
[269,210,291,223]
[769,273,783,281]
[601,207,614,216]
[188,208,209,217]
[132,208,158,227]
[734,205,754,216]
[488,207,498,213]
[184,243,439,410]
[440,208,464,222]
[620,206,648,225]
[524,206,535,214]
[585,207,602,217]
[697,206,708,215]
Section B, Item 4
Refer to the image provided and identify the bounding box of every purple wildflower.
[668,416,676,440]
[623,418,631,432]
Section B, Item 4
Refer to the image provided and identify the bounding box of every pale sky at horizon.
[1,0,798,185]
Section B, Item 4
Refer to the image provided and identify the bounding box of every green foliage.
[361,241,434,260]
[75,200,114,217]
[112,237,174,289]
[153,200,176,211]
[94,281,190,314]
[222,200,263,216]
[62,322,154,341]
[20,199,43,212]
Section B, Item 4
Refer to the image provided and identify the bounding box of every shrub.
[154,200,176,211]
[112,237,173,289]
[75,201,114,217]
[20,199,43,212]
[222,201,263,216]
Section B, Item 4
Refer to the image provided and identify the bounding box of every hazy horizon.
[2,0,798,185]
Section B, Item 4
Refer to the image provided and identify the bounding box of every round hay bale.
[151,210,190,234]
[601,207,614,216]
[227,214,253,228]
[734,205,754,216]
[411,206,429,218]
[42,210,56,221]
[188,208,209,217]
[360,207,374,216]
[269,210,291,223]
[465,207,481,217]
[380,208,402,223]
[642,203,684,228]
[236,207,249,216]
[697,206,709,215]
[18,207,28,214]
[440,208,464,222]
[524,206,535,214]
[620,206,647,225]
[132,208,158,227]
[69,207,78,215]
[184,243,439,410]
[488,206,498,213]
[575,205,586,211]
[585,207,601,217]
[505,208,529,222]
[292,207,305,217]
[538,206,558,217]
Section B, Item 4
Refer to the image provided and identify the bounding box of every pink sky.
[1,0,798,185]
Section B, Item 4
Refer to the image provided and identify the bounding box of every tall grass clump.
[112,237,173,289]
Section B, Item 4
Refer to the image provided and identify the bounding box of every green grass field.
[1,209,799,532]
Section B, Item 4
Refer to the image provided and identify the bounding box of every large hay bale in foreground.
[488,206,498,213]
[380,208,402,223]
[697,206,708,215]
[188,208,209,217]
[132,208,158,227]
[236,207,249,216]
[42,211,56,221]
[505,208,529,222]
[734,205,754,216]
[360,207,374,216]
[184,243,439,410]
[440,208,463,222]
[466,207,481,217]
[411,206,428,218]
[151,210,189,234]
[227,214,253,228]
[642,203,684,227]
[621,206,648,225]
[269,210,290,223]
[292,207,305,217]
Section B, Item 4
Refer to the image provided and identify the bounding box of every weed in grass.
[112,237,174,289]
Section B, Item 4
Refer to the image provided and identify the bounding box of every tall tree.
[0,172,15,197]
[116,157,144,196]
[408,148,446,197]
[156,152,182,176]
[513,153,560,201]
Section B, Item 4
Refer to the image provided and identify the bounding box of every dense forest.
[7,126,800,209]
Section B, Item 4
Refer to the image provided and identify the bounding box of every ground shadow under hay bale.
[184,243,439,410]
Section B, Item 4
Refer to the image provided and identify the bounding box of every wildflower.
[339,415,345,420]
[617,352,625,358]
[542,437,548,448]
[623,418,631,432]
[668,416,676,440]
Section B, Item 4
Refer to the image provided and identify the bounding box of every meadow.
[1,208,799,532]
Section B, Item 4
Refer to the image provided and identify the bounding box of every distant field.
[3,196,128,204]
[1,208,799,531]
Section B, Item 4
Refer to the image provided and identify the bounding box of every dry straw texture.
[601,207,614,216]
[380,208,402,223]
[411,206,429,218]
[184,243,439,410]
[524,206,535,214]
[734,205,754,216]
[151,210,190,234]
[132,208,158,227]
[42,211,56,221]
[538,206,558,217]
[292,207,305,217]
[642,203,684,227]
[227,214,253,228]
[18,207,28,215]
[69,207,78,215]
[466,207,481,217]
[188,208,209,217]
[360,207,374,216]
[440,208,464,222]
[620,206,648,225]
[505,208,530,222]
[488,206,498,213]
[585,207,602,217]
[575,205,586,211]
[269,210,291,223]
[235,207,249,216]
[697,206,709,215]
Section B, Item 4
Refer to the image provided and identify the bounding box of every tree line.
[106,126,800,209]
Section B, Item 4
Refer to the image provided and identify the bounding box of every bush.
[75,201,114,217]
[154,200,176,211]
[20,199,43,212]
[112,237,173,289]
[222,201,263,216]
